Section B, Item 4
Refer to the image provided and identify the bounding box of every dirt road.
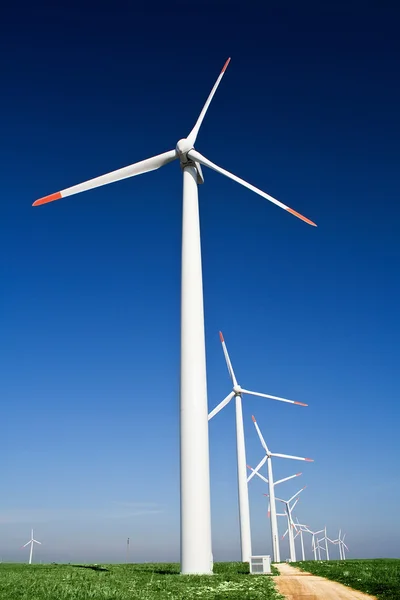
[274,563,377,600]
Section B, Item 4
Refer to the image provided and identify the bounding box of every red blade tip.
[33,192,62,206]
[221,57,231,73]
[219,331,224,342]
[295,401,308,407]
[296,472,302,476]
[251,415,256,422]
[287,207,317,227]
[246,465,253,470]
[305,458,314,462]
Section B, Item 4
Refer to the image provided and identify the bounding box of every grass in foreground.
[294,558,400,600]
[0,562,283,600]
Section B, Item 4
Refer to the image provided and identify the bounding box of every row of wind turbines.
[209,331,348,563]
[32,56,342,573]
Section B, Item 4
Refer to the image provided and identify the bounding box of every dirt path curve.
[274,563,377,600]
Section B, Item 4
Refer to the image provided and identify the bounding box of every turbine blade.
[288,486,306,503]
[219,331,238,386]
[251,415,270,454]
[246,455,268,482]
[271,452,314,462]
[274,496,285,504]
[22,542,30,548]
[282,529,288,539]
[208,391,235,420]
[33,540,41,544]
[33,149,177,206]
[240,389,307,407]
[274,472,302,486]
[187,149,317,227]
[290,497,300,513]
[186,58,231,146]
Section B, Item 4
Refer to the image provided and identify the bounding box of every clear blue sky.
[1,0,399,563]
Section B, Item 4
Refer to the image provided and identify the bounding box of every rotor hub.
[176,138,193,159]
[233,385,242,394]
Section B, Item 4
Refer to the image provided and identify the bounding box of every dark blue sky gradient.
[1,1,399,562]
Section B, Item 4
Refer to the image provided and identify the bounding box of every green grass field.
[0,562,283,600]
[294,558,400,600]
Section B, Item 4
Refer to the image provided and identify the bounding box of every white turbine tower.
[248,415,313,562]
[32,59,316,575]
[22,529,41,564]
[208,332,307,562]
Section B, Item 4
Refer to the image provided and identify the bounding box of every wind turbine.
[332,530,348,560]
[309,528,324,560]
[341,533,349,559]
[22,529,41,564]
[315,536,325,560]
[293,518,309,561]
[319,526,334,560]
[32,58,316,575]
[208,332,307,562]
[274,488,306,562]
[248,465,302,560]
[248,415,313,562]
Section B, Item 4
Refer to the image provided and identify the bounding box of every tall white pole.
[267,458,280,562]
[312,535,317,560]
[235,394,252,562]
[338,530,343,560]
[342,542,346,560]
[287,514,296,562]
[29,541,33,565]
[180,165,212,575]
[324,527,329,560]
[300,529,305,561]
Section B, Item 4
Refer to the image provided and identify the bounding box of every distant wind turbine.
[22,529,41,564]
[306,528,324,560]
[248,465,302,560]
[293,518,309,561]
[319,526,335,560]
[274,488,306,562]
[332,530,349,560]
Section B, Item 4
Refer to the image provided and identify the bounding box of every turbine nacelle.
[176,139,204,184]
[233,384,243,395]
